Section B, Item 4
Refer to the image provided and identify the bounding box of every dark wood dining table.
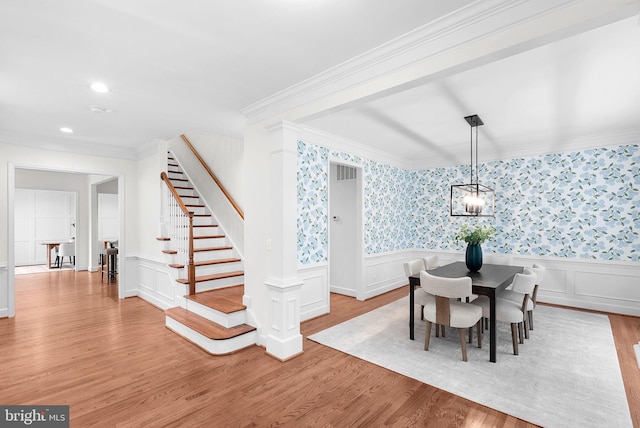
[409,261,523,363]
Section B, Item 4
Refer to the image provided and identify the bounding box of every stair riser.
[177,189,196,197]
[165,317,257,355]
[194,226,220,236]
[184,300,247,328]
[193,216,213,226]
[194,262,243,277]
[167,172,185,180]
[180,196,200,204]
[187,206,207,215]
[195,276,244,293]
[194,249,234,261]
[194,237,227,247]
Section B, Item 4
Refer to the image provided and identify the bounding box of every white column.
[264,121,303,360]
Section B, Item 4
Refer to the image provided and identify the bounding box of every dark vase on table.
[465,243,483,272]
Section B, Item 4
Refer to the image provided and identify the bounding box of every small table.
[40,242,61,268]
[409,261,523,363]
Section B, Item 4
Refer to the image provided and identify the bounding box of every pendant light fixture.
[450,114,495,217]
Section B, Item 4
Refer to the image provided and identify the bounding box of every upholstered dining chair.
[420,271,483,362]
[422,255,439,271]
[471,268,537,354]
[483,253,514,266]
[58,242,75,268]
[404,259,434,320]
[500,264,546,331]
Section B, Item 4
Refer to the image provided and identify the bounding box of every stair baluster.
[161,172,196,295]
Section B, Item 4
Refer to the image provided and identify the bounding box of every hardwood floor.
[1,271,638,427]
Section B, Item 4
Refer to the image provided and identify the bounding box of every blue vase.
[465,243,483,272]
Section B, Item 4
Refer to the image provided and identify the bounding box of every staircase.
[158,153,256,355]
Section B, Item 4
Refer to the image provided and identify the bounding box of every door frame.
[327,158,365,300]
[7,162,126,317]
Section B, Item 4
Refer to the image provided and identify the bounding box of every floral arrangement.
[455,224,497,245]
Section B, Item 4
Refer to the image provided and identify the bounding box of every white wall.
[14,189,76,266]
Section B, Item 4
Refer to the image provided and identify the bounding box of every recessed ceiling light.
[60,127,74,133]
[91,82,109,93]
[89,106,114,113]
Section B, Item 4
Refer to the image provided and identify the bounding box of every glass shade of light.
[450,183,495,216]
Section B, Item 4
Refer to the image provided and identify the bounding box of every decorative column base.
[265,277,304,361]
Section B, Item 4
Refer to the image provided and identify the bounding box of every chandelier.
[450,114,495,217]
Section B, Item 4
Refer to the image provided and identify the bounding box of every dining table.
[40,242,61,269]
[409,261,523,363]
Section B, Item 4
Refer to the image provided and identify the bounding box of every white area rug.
[309,296,632,428]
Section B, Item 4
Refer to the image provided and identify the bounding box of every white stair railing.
[161,172,196,294]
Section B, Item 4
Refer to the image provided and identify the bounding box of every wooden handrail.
[160,171,196,295]
[161,172,192,216]
[180,134,245,220]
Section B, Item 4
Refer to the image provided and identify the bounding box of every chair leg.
[476,320,482,349]
[511,323,519,355]
[523,316,530,340]
[458,328,468,361]
[420,305,424,320]
[528,310,534,330]
[424,321,432,351]
[441,325,445,337]
[518,322,525,344]
[468,326,473,344]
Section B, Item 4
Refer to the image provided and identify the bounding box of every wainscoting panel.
[574,271,640,302]
[297,264,329,321]
[133,257,178,310]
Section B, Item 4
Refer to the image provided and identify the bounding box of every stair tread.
[162,249,178,255]
[194,235,225,239]
[194,258,241,267]
[176,270,244,284]
[165,307,254,340]
[194,224,218,228]
[194,246,233,252]
[186,286,246,313]
[156,237,170,241]
[167,258,240,269]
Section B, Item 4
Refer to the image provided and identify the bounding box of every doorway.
[7,164,125,317]
[328,161,364,300]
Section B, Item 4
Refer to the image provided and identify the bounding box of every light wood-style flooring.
[1,271,638,427]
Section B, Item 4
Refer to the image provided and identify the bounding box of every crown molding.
[242,0,637,126]
[0,133,160,161]
[298,125,413,171]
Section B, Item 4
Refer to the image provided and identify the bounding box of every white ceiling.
[1,0,639,167]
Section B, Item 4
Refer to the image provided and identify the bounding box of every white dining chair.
[500,263,546,330]
[483,253,514,266]
[471,268,537,354]
[404,259,434,318]
[420,271,483,361]
[58,242,75,268]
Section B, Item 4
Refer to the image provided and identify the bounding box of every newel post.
[264,121,304,361]
[188,212,195,295]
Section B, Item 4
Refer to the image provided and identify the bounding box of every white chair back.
[403,259,424,277]
[530,263,546,285]
[59,242,75,257]
[420,271,472,300]
[422,255,439,270]
[484,253,513,265]
[510,268,537,295]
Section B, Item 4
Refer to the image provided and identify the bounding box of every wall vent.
[337,165,357,181]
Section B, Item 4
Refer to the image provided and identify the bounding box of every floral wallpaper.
[298,141,640,264]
